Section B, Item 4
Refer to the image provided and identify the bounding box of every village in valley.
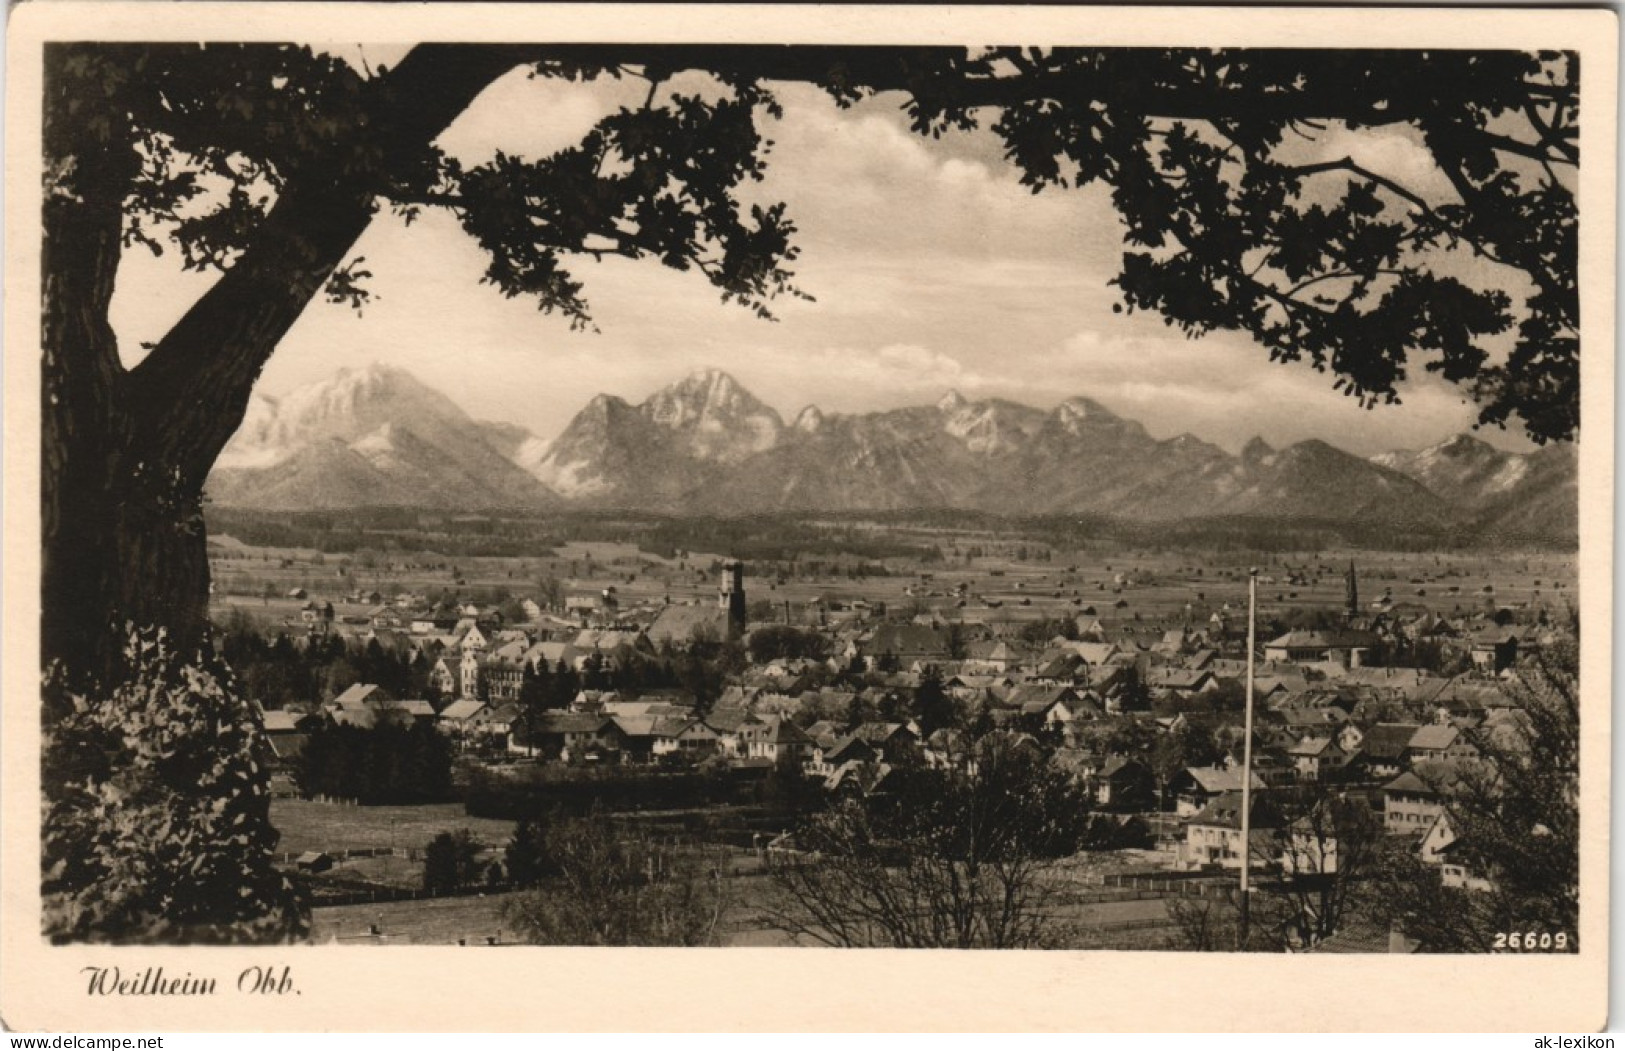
[209,511,1576,951]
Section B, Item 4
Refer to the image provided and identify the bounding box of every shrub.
[42,628,308,944]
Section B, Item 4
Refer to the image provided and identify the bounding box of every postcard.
[2,2,1613,1032]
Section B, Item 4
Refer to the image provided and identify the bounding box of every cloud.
[110,71,1520,464]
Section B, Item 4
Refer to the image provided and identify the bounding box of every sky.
[108,48,1534,458]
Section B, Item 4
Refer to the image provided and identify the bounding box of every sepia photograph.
[3,2,1614,1033]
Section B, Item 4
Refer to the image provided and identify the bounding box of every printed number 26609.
[1493,931,1570,951]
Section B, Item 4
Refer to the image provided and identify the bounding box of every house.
[1032,653,1088,685]
[738,716,813,765]
[267,732,310,768]
[331,683,393,709]
[646,604,730,648]
[1407,723,1479,765]
[1382,770,1449,833]
[961,640,1029,674]
[523,640,582,673]
[653,718,720,760]
[1145,668,1218,696]
[1357,723,1421,780]
[851,722,919,763]
[374,699,436,726]
[859,624,951,668]
[1276,703,1352,733]
[1287,735,1349,782]
[1068,640,1121,666]
[1263,629,1379,667]
[480,655,526,703]
[1094,756,1156,810]
[1435,838,1497,892]
[327,706,379,730]
[704,707,754,757]
[610,715,663,761]
[1153,627,1194,656]
[513,712,626,761]
[430,657,458,697]
[295,851,335,874]
[459,651,481,700]
[1179,791,1283,871]
[471,701,522,739]
[565,589,618,624]
[458,624,491,654]
[436,699,486,739]
[807,734,878,778]
[1005,684,1087,727]
[1169,764,1267,816]
[260,708,312,735]
[1469,629,1520,673]
[1418,810,1459,866]
[371,607,407,630]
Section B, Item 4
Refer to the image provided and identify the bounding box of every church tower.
[719,560,747,640]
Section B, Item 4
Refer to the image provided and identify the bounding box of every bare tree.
[763,739,1092,948]
[1264,784,1384,950]
[502,813,731,947]
[1168,892,1243,952]
[1372,619,1579,952]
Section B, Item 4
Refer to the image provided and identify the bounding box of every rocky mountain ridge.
[207,363,1576,542]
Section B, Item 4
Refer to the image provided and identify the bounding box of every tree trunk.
[41,44,527,690]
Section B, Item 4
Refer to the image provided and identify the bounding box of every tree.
[748,624,830,664]
[535,575,566,613]
[1373,623,1579,951]
[1263,783,1385,950]
[519,659,550,713]
[422,829,484,894]
[503,813,560,889]
[1151,717,1224,809]
[913,665,956,737]
[41,628,306,943]
[502,812,730,946]
[763,736,1093,947]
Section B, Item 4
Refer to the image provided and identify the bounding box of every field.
[271,799,515,856]
[311,892,521,945]
[210,513,1577,644]
[309,870,1182,948]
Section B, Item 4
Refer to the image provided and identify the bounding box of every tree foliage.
[747,624,831,663]
[41,629,307,943]
[920,48,1579,442]
[422,829,485,894]
[295,719,454,804]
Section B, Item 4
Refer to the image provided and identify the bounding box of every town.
[207,515,1577,951]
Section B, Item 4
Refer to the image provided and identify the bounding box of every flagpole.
[1239,566,1257,949]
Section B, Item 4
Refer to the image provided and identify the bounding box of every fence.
[276,846,419,865]
[313,881,514,909]
[1102,872,1233,899]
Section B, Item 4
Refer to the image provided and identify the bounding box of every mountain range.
[207,363,1577,543]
